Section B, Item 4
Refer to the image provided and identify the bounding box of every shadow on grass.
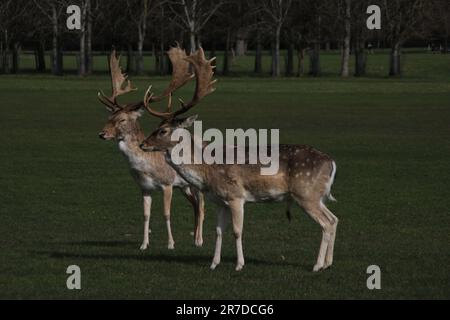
[33,248,312,271]
[60,241,137,248]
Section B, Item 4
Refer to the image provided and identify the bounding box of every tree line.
[0,0,448,77]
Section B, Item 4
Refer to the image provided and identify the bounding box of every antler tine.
[110,50,137,99]
[144,47,216,120]
[144,85,172,119]
[152,45,194,102]
[97,49,137,112]
[144,45,195,120]
[171,47,217,118]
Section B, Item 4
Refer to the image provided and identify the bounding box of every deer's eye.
[159,129,168,136]
[119,119,126,124]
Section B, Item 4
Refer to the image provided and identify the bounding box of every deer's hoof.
[235,263,244,272]
[195,239,203,248]
[168,242,175,250]
[313,264,324,272]
[210,261,220,270]
[140,243,149,251]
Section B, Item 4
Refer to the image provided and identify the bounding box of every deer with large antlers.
[140,47,339,272]
[97,47,205,250]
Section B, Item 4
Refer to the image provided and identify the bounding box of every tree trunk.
[286,42,294,77]
[222,28,231,75]
[57,43,63,75]
[159,41,167,76]
[354,39,366,76]
[189,28,196,53]
[136,1,148,76]
[136,24,146,75]
[136,27,145,75]
[79,0,88,76]
[236,39,247,56]
[79,27,86,75]
[86,0,92,74]
[51,5,61,75]
[154,44,160,74]
[254,31,262,74]
[272,26,281,77]
[389,42,401,76]
[309,42,321,76]
[297,47,305,77]
[35,41,46,72]
[127,44,135,74]
[2,30,10,74]
[340,0,351,77]
[0,39,3,74]
[12,43,20,74]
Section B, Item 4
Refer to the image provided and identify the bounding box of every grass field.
[1,52,450,299]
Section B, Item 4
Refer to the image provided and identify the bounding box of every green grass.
[1,52,450,299]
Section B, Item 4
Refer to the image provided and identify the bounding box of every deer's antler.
[144,47,216,120]
[155,45,195,103]
[98,50,137,112]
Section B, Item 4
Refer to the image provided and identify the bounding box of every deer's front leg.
[229,199,245,271]
[195,191,205,247]
[140,193,152,250]
[211,206,229,270]
[162,185,175,250]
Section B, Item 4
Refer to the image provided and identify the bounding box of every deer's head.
[139,115,198,152]
[97,50,144,141]
[98,105,145,141]
[97,46,196,142]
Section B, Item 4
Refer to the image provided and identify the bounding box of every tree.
[0,0,32,74]
[260,0,292,77]
[340,0,351,77]
[297,0,325,77]
[167,0,222,53]
[352,0,374,77]
[33,0,67,75]
[125,0,158,75]
[428,0,450,53]
[79,0,90,75]
[382,0,426,76]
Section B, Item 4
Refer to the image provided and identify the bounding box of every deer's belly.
[244,188,288,203]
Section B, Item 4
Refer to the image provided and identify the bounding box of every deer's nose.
[99,132,106,140]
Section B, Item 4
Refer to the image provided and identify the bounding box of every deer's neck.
[164,149,207,191]
[117,122,147,163]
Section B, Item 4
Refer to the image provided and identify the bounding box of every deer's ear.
[179,115,198,128]
[130,106,145,118]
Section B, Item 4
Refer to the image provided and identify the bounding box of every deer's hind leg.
[321,203,338,268]
[293,197,337,272]
[181,187,204,247]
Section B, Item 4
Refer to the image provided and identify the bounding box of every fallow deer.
[140,48,339,272]
[97,47,205,250]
